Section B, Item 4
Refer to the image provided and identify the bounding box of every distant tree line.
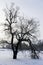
[1,40,43,51]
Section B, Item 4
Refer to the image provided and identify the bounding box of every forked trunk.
[11,34,21,59]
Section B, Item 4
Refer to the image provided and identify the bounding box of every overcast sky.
[0,0,43,39]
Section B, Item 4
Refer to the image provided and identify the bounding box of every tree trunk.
[13,40,21,59]
[13,51,17,59]
[13,46,18,59]
[11,34,17,59]
[28,39,39,59]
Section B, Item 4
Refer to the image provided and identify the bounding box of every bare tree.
[3,3,19,59]
[15,17,39,59]
[2,3,39,59]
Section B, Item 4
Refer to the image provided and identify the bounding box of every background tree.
[15,16,39,59]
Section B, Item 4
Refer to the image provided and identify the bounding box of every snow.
[0,49,43,65]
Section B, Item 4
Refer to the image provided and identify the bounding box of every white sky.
[0,0,43,39]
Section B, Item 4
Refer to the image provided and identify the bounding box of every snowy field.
[0,49,43,65]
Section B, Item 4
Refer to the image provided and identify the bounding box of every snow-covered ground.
[0,49,43,65]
